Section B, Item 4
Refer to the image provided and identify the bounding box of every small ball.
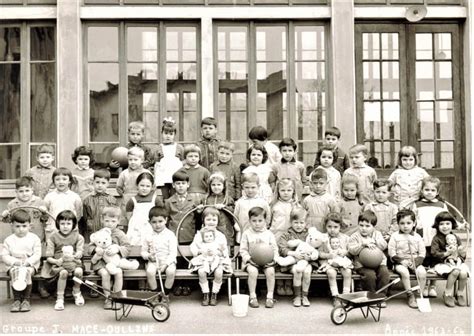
[249,243,274,267]
[359,247,384,269]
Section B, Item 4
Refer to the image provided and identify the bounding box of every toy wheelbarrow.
[72,277,170,322]
[330,278,419,325]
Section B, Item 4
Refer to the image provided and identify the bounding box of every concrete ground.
[0,280,471,335]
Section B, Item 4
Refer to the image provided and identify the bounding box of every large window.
[85,23,199,169]
[216,22,327,169]
[0,23,56,181]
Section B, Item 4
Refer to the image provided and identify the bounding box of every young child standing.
[240,206,279,308]
[303,168,339,232]
[242,144,274,204]
[248,126,282,165]
[43,210,85,310]
[141,206,177,301]
[2,210,41,312]
[277,207,314,307]
[154,118,184,200]
[209,141,241,201]
[126,172,163,246]
[388,146,429,207]
[177,144,210,204]
[197,117,220,169]
[270,138,307,201]
[343,144,377,204]
[388,209,426,309]
[431,212,469,307]
[314,145,341,199]
[313,126,350,175]
[25,144,56,199]
[348,210,390,302]
[339,175,364,236]
[71,145,95,200]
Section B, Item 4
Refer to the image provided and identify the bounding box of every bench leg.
[236,278,240,294]
[228,278,232,306]
[466,277,471,307]
[7,280,11,299]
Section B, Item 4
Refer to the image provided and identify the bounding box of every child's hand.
[458,245,466,254]
[74,252,82,259]
[215,203,225,210]
[233,223,240,232]
[109,160,120,169]
[106,245,120,256]
[235,231,242,244]
[149,255,156,262]
[95,247,104,256]
[55,258,63,267]
[2,209,10,218]
[13,260,22,266]
[196,204,204,212]
[159,264,167,273]
[287,239,302,248]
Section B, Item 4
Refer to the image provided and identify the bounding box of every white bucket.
[12,266,28,291]
[231,294,249,317]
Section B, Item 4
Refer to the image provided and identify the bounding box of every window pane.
[218,62,247,80]
[436,101,453,140]
[382,101,400,138]
[0,145,21,179]
[434,33,451,60]
[365,141,382,168]
[382,141,400,169]
[382,61,399,99]
[217,27,247,61]
[88,27,118,61]
[166,63,197,80]
[89,63,119,142]
[418,101,435,139]
[363,33,379,60]
[416,61,434,100]
[0,64,21,142]
[127,27,158,62]
[439,141,453,168]
[166,92,198,142]
[435,61,452,99]
[0,27,21,61]
[420,141,434,169]
[166,27,196,62]
[30,26,55,61]
[381,33,398,60]
[31,63,56,142]
[295,26,324,61]
[364,101,381,139]
[416,33,432,60]
[363,62,380,100]
[256,26,286,61]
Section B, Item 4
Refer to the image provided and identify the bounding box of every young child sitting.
[71,145,95,200]
[314,145,341,199]
[141,206,177,301]
[313,126,350,175]
[343,144,377,204]
[177,144,210,204]
[339,175,364,236]
[248,126,282,165]
[388,210,427,309]
[2,210,41,312]
[25,144,56,199]
[240,206,279,309]
[197,117,220,169]
[209,141,241,201]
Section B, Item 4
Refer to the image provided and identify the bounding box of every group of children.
[1,118,469,314]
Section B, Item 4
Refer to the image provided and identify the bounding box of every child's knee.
[264,267,275,277]
[59,270,69,279]
[459,270,468,279]
[247,265,258,277]
[303,266,312,277]
[166,264,177,276]
[416,266,426,277]
[327,269,337,278]
[74,267,83,277]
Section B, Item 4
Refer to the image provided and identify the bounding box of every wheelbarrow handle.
[385,285,419,301]
[375,277,400,294]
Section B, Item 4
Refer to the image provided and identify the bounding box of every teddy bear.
[277,227,326,272]
[90,228,139,275]
[52,245,80,274]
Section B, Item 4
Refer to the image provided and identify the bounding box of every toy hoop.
[2,206,56,223]
[445,201,470,247]
[175,204,242,263]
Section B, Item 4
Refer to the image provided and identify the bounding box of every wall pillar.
[201,17,214,119]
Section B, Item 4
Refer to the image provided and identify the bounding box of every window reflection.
[0,27,21,61]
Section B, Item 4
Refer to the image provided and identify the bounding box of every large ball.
[359,247,384,268]
[111,147,129,167]
[249,243,274,267]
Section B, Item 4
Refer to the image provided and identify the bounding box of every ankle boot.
[201,293,210,306]
[209,293,218,306]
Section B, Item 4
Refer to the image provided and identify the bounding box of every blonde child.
[43,210,85,310]
[2,210,41,312]
[204,172,239,244]
[71,145,95,200]
[25,144,56,199]
[177,144,210,204]
[88,206,132,310]
[141,206,177,301]
[248,126,282,165]
[197,117,220,169]
[276,207,314,307]
[339,175,364,235]
[154,118,184,200]
[388,146,429,207]
[126,172,163,246]
[388,209,426,308]
[343,144,377,204]
[314,145,341,199]
[313,126,350,175]
[318,213,352,306]
[209,141,241,201]
[303,168,339,232]
[431,212,469,307]
[190,207,232,306]
[242,144,274,204]
[240,206,279,308]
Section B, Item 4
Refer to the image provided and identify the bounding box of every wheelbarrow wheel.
[152,303,170,322]
[330,307,347,325]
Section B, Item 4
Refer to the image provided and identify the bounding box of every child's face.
[217,148,232,164]
[401,155,416,170]
[310,178,327,195]
[76,155,91,170]
[278,185,294,202]
[16,186,34,202]
[203,231,215,243]
[421,182,438,201]
[186,152,200,167]
[438,220,453,236]
[58,219,74,235]
[350,152,367,167]
[150,215,167,233]
[102,215,119,230]
[201,124,217,140]
[280,146,296,162]
[210,180,224,195]
[326,220,341,237]
[330,238,341,250]
[128,128,144,144]
[242,181,259,198]
[12,221,30,238]
[342,183,357,200]
[374,185,390,203]
[398,215,415,234]
[137,178,153,197]
[324,134,339,147]
[203,214,219,229]
[173,181,189,195]
[128,154,143,170]
[37,153,54,168]
[291,218,306,233]
[358,220,375,237]
[162,130,175,144]
[319,150,334,168]
[54,174,70,192]
[249,214,266,232]
[94,177,109,193]
[249,149,263,166]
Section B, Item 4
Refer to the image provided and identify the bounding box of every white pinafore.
[127,194,156,245]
